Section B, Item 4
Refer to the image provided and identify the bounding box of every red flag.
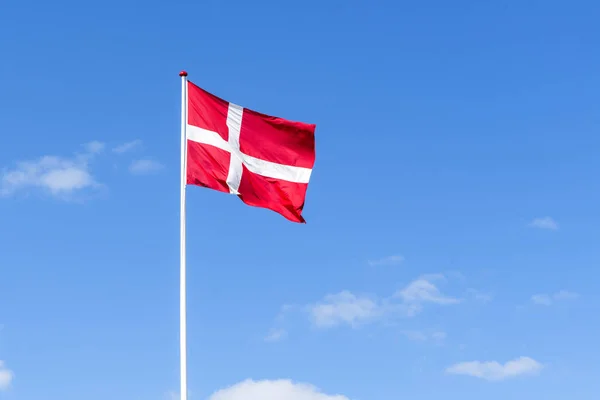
[185,81,316,223]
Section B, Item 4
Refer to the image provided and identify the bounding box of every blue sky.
[1,0,599,399]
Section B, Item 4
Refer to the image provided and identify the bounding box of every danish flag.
[185,80,316,223]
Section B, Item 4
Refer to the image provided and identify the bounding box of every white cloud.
[396,278,459,304]
[1,143,103,198]
[532,290,579,306]
[529,217,558,230]
[84,141,105,154]
[113,140,142,154]
[0,361,13,390]
[446,356,543,381]
[209,379,349,400]
[129,159,163,175]
[368,255,404,266]
[308,275,460,328]
[264,329,287,342]
[395,277,460,316]
[264,305,297,342]
[310,291,381,328]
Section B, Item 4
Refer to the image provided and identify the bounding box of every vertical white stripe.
[225,103,244,194]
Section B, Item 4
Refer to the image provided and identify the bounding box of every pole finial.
[179,70,188,77]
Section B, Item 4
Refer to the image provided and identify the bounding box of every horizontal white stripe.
[186,124,312,184]
[187,126,231,152]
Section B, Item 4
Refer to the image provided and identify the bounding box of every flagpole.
[179,70,189,400]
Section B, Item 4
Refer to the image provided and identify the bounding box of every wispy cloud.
[531,294,552,306]
[446,356,543,381]
[532,290,579,306]
[310,291,382,328]
[554,290,579,300]
[308,275,460,328]
[368,255,404,266]
[113,140,142,154]
[129,159,163,175]
[84,140,105,154]
[0,361,13,390]
[529,217,559,231]
[209,379,349,400]
[264,328,287,343]
[0,142,103,198]
[396,277,460,305]
[263,304,298,341]
[394,276,461,316]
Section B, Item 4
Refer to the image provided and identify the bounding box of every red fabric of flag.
[185,81,316,223]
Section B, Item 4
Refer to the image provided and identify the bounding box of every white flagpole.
[179,70,189,400]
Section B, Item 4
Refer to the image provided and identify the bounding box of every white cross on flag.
[185,80,316,223]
